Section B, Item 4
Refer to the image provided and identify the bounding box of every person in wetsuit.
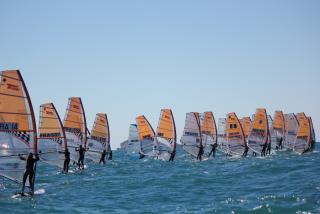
[63,149,70,172]
[139,148,145,159]
[242,145,249,157]
[168,150,176,162]
[99,149,107,164]
[208,144,218,157]
[261,143,267,157]
[196,145,204,161]
[75,145,86,169]
[20,153,39,195]
[108,149,113,160]
[266,143,271,155]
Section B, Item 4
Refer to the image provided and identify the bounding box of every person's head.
[66,148,69,152]
[28,153,33,159]
[79,145,82,149]
[103,149,106,152]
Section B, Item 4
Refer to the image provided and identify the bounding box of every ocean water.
[1,144,320,214]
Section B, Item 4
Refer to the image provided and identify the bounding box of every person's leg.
[29,171,34,192]
[21,171,28,193]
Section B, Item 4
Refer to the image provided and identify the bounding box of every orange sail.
[136,115,155,156]
[0,70,37,190]
[272,111,285,149]
[226,112,246,156]
[240,117,252,140]
[87,113,110,162]
[201,112,218,158]
[156,109,177,160]
[294,113,312,154]
[63,97,87,161]
[38,103,67,168]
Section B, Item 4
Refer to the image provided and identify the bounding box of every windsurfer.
[20,153,39,195]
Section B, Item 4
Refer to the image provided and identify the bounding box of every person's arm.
[35,155,40,162]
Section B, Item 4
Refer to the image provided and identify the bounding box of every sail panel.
[240,117,252,140]
[217,118,228,153]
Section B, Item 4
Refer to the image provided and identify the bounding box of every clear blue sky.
[1,0,319,148]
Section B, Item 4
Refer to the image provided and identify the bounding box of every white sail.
[181,112,202,159]
[284,113,299,150]
[126,124,141,157]
[217,118,228,154]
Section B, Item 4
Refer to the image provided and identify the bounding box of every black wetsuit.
[99,151,107,164]
[77,147,86,169]
[63,150,70,172]
[21,155,39,193]
[197,145,204,161]
[208,144,218,157]
[108,150,113,160]
[261,143,267,157]
[242,145,249,157]
[139,151,145,159]
[169,151,176,162]
[266,143,271,155]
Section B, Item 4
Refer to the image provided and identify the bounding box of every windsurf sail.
[308,117,316,150]
[63,97,87,161]
[136,115,155,157]
[0,70,37,190]
[240,117,252,141]
[293,113,312,154]
[271,111,285,150]
[155,109,176,161]
[125,124,140,156]
[38,103,67,168]
[247,108,269,156]
[284,113,299,150]
[226,112,246,157]
[200,112,217,158]
[87,113,110,162]
[181,112,202,159]
[217,118,228,153]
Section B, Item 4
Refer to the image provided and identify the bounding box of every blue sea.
[1,144,320,214]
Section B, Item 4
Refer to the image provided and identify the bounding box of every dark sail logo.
[73,105,80,110]
[0,123,18,130]
[7,83,19,91]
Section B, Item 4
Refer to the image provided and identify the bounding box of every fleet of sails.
[0,70,317,194]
